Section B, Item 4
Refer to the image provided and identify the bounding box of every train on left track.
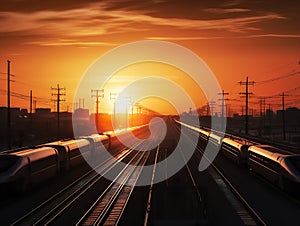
[0,133,111,192]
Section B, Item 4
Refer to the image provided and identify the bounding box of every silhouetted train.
[248,145,300,191]
[196,127,300,192]
[0,134,111,192]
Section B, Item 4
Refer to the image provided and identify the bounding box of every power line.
[207,101,216,116]
[239,76,255,135]
[0,71,16,77]
[257,70,300,85]
[218,90,229,129]
[110,92,118,128]
[7,60,11,149]
[51,84,66,139]
[218,90,229,118]
[279,92,287,140]
[263,85,300,99]
[91,89,104,132]
[0,89,51,105]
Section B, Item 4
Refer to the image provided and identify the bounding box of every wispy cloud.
[148,36,223,41]
[245,34,300,38]
[138,13,284,32]
[203,8,251,14]
[26,40,119,47]
[148,33,300,42]
[0,2,291,46]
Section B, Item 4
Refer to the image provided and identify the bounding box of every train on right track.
[197,127,300,192]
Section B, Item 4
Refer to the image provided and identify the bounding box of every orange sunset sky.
[0,0,299,116]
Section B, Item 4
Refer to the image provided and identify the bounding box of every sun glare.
[99,61,207,115]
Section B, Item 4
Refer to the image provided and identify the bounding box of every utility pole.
[218,90,229,129]
[218,90,229,119]
[79,98,82,109]
[259,97,263,136]
[263,96,266,127]
[135,103,141,125]
[139,104,143,124]
[125,97,132,128]
[131,100,134,126]
[259,97,263,118]
[51,84,66,140]
[29,90,33,131]
[218,90,229,117]
[91,89,104,132]
[208,101,216,117]
[73,102,79,111]
[110,92,118,128]
[239,76,255,135]
[280,92,286,140]
[78,98,85,109]
[7,60,11,149]
[30,90,33,115]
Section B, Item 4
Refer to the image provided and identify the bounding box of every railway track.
[143,146,159,226]
[173,123,204,205]
[11,144,141,226]
[144,121,206,225]
[172,124,207,220]
[77,150,150,225]
[178,123,267,226]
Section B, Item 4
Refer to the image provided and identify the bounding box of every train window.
[31,154,56,172]
[69,147,80,158]
[0,155,19,173]
[290,157,300,172]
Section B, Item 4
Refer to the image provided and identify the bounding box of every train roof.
[223,137,253,147]
[44,138,89,146]
[2,146,37,154]
[248,145,292,162]
[253,145,293,155]
[209,133,221,141]
[12,146,57,157]
[199,129,210,137]
[84,134,109,142]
